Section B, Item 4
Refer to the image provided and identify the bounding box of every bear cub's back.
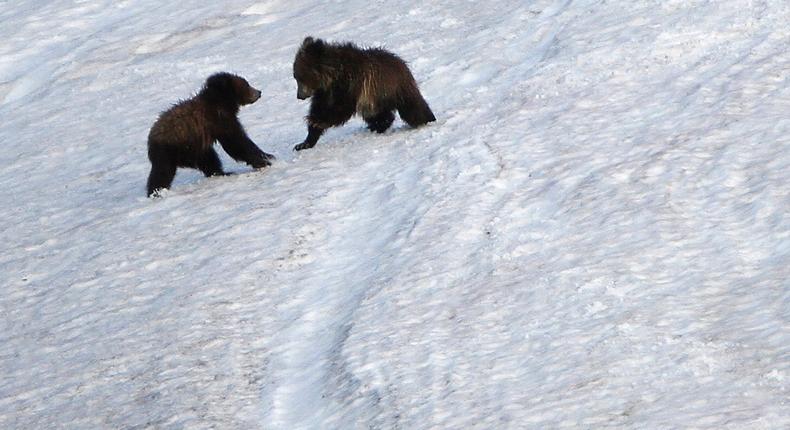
[149,100,212,151]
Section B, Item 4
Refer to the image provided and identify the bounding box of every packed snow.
[1,0,788,429]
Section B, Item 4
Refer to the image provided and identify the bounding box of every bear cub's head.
[293,36,333,100]
[202,72,261,107]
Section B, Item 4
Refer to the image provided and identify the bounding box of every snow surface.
[1,0,789,428]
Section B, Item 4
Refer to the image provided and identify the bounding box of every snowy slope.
[1,0,788,428]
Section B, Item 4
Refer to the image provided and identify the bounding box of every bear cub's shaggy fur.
[146,72,274,197]
[293,37,436,151]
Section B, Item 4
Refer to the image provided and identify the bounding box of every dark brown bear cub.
[146,72,274,197]
[292,37,436,151]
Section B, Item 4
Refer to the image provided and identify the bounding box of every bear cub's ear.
[205,73,231,92]
[302,36,324,56]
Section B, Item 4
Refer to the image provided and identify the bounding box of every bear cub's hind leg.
[147,160,177,197]
[364,110,395,134]
[397,95,436,128]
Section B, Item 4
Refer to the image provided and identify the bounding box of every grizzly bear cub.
[146,72,274,197]
[292,37,436,151]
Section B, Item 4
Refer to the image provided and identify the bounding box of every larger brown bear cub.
[293,37,436,151]
[146,72,274,197]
